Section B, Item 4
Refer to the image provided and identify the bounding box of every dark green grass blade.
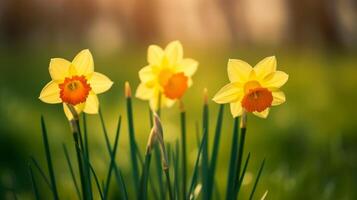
[195,121,201,149]
[30,157,51,189]
[226,117,239,200]
[173,140,180,200]
[88,164,104,200]
[126,93,140,190]
[104,116,122,199]
[233,127,247,199]
[139,152,152,200]
[99,109,128,199]
[114,166,129,200]
[63,144,81,200]
[249,159,266,200]
[28,164,40,200]
[207,104,224,199]
[40,116,59,200]
[180,110,187,198]
[202,101,209,200]
[187,127,208,200]
[237,152,251,193]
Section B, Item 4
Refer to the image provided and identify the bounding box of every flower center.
[158,68,174,87]
[163,72,188,99]
[241,82,273,112]
[59,75,91,105]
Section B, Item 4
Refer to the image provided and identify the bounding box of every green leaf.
[28,163,40,200]
[62,144,81,200]
[226,117,239,200]
[249,159,266,200]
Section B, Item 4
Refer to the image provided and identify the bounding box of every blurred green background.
[1,0,357,199]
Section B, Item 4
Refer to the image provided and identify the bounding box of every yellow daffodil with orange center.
[39,49,113,120]
[136,41,198,110]
[213,56,288,118]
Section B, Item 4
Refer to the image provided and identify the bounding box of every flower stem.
[179,100,187,198]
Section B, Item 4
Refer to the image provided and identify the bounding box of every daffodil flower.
[213,56,288,118]
[39,49,113,120]
[135,41,198,110]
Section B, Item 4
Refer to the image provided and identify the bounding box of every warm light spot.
[163,72,188,99]
[241,87,272,112]
[158,68,174,86]
[59,75,91,105]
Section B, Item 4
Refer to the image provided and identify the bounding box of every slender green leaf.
[226,117,239,200]
[249,159,266,200]
[233,127,247,199]
[139,152,152,200]
[40,116,59,200]
[207,104,224,199]
[30,157,51,189]
[28,163,40,200]
[180,110,187,198]
[87,163,104,200]
[202,101,209,200]
[63,144,81,200]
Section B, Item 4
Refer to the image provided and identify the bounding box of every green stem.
[249,159,266,200]
[164,169,174,200]
[180,109,187,198]
[139,151,152,200]
[233,127,246,199]
[202,100,209,200]
[28,164,40,200]
[226,117,239,200]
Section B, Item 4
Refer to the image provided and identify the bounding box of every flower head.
[39,49,113,120]
[213,56,288,118]
[135,41,198,110]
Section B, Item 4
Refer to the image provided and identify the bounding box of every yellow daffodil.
[135,41,198,110]
[39,49,113,120]
[213,56,288,118]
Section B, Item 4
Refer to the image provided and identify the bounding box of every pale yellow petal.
[88,72,113,94]
[272,91,286,106]
[163,96,176,108]
[177,58,198,76]
[135,83,155,100]
[39,81,61,104]
[254,56,276,79]
[63,103,84,120]
[49,58,71,81]
[262,71,288,88]
[253,108,270,118]
[148,45,164,65]
[227,59,252,82]
[72,49,94,76]
[83,93,99,114]
[165,41,183,64]
[230,101,243,117]
[139,66,155,82]
[212,83,243,104]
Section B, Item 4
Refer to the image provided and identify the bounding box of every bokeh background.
[1,0,357,199]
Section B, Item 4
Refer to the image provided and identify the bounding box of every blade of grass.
[28,163,40,200]
[202,92,209,200]
[88,163,104,200]
[233,125,247,199]
[226,117,239,200]
[154,145,165,199]
[248,159,266,200]
[187,127,208,200]
[179,100,187,198]
[30,157,51,189]
[40,116,59,200]
[139,150,152,200]
[207,104,224,199]
[99,108,128,199]
[103,116,121,199]
[82,114,93,197]
[62,144,81,200]
[173,140,180,200]
[125,82,140,190]
[113,167,129,200]
[236,152,251,195]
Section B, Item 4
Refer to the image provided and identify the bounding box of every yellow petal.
[262,71,288,88]
[165,41,183,64]
[230,101,243,117]
[72,49,94,76]
[84,93,99,114]
[253,108,270,118]
[89,72,113,94]
[135,83,155,100]
[254,56,277,79]
[272,91,286,106]
[227,59,252,83]
[163,96,176,107]
[139,66,155,82]
[212,83,243,104]
[49,58,71,81]
[63,103,84,120]
[39,81,61,104]
[177,58,198,76]
[148,45,164,65]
